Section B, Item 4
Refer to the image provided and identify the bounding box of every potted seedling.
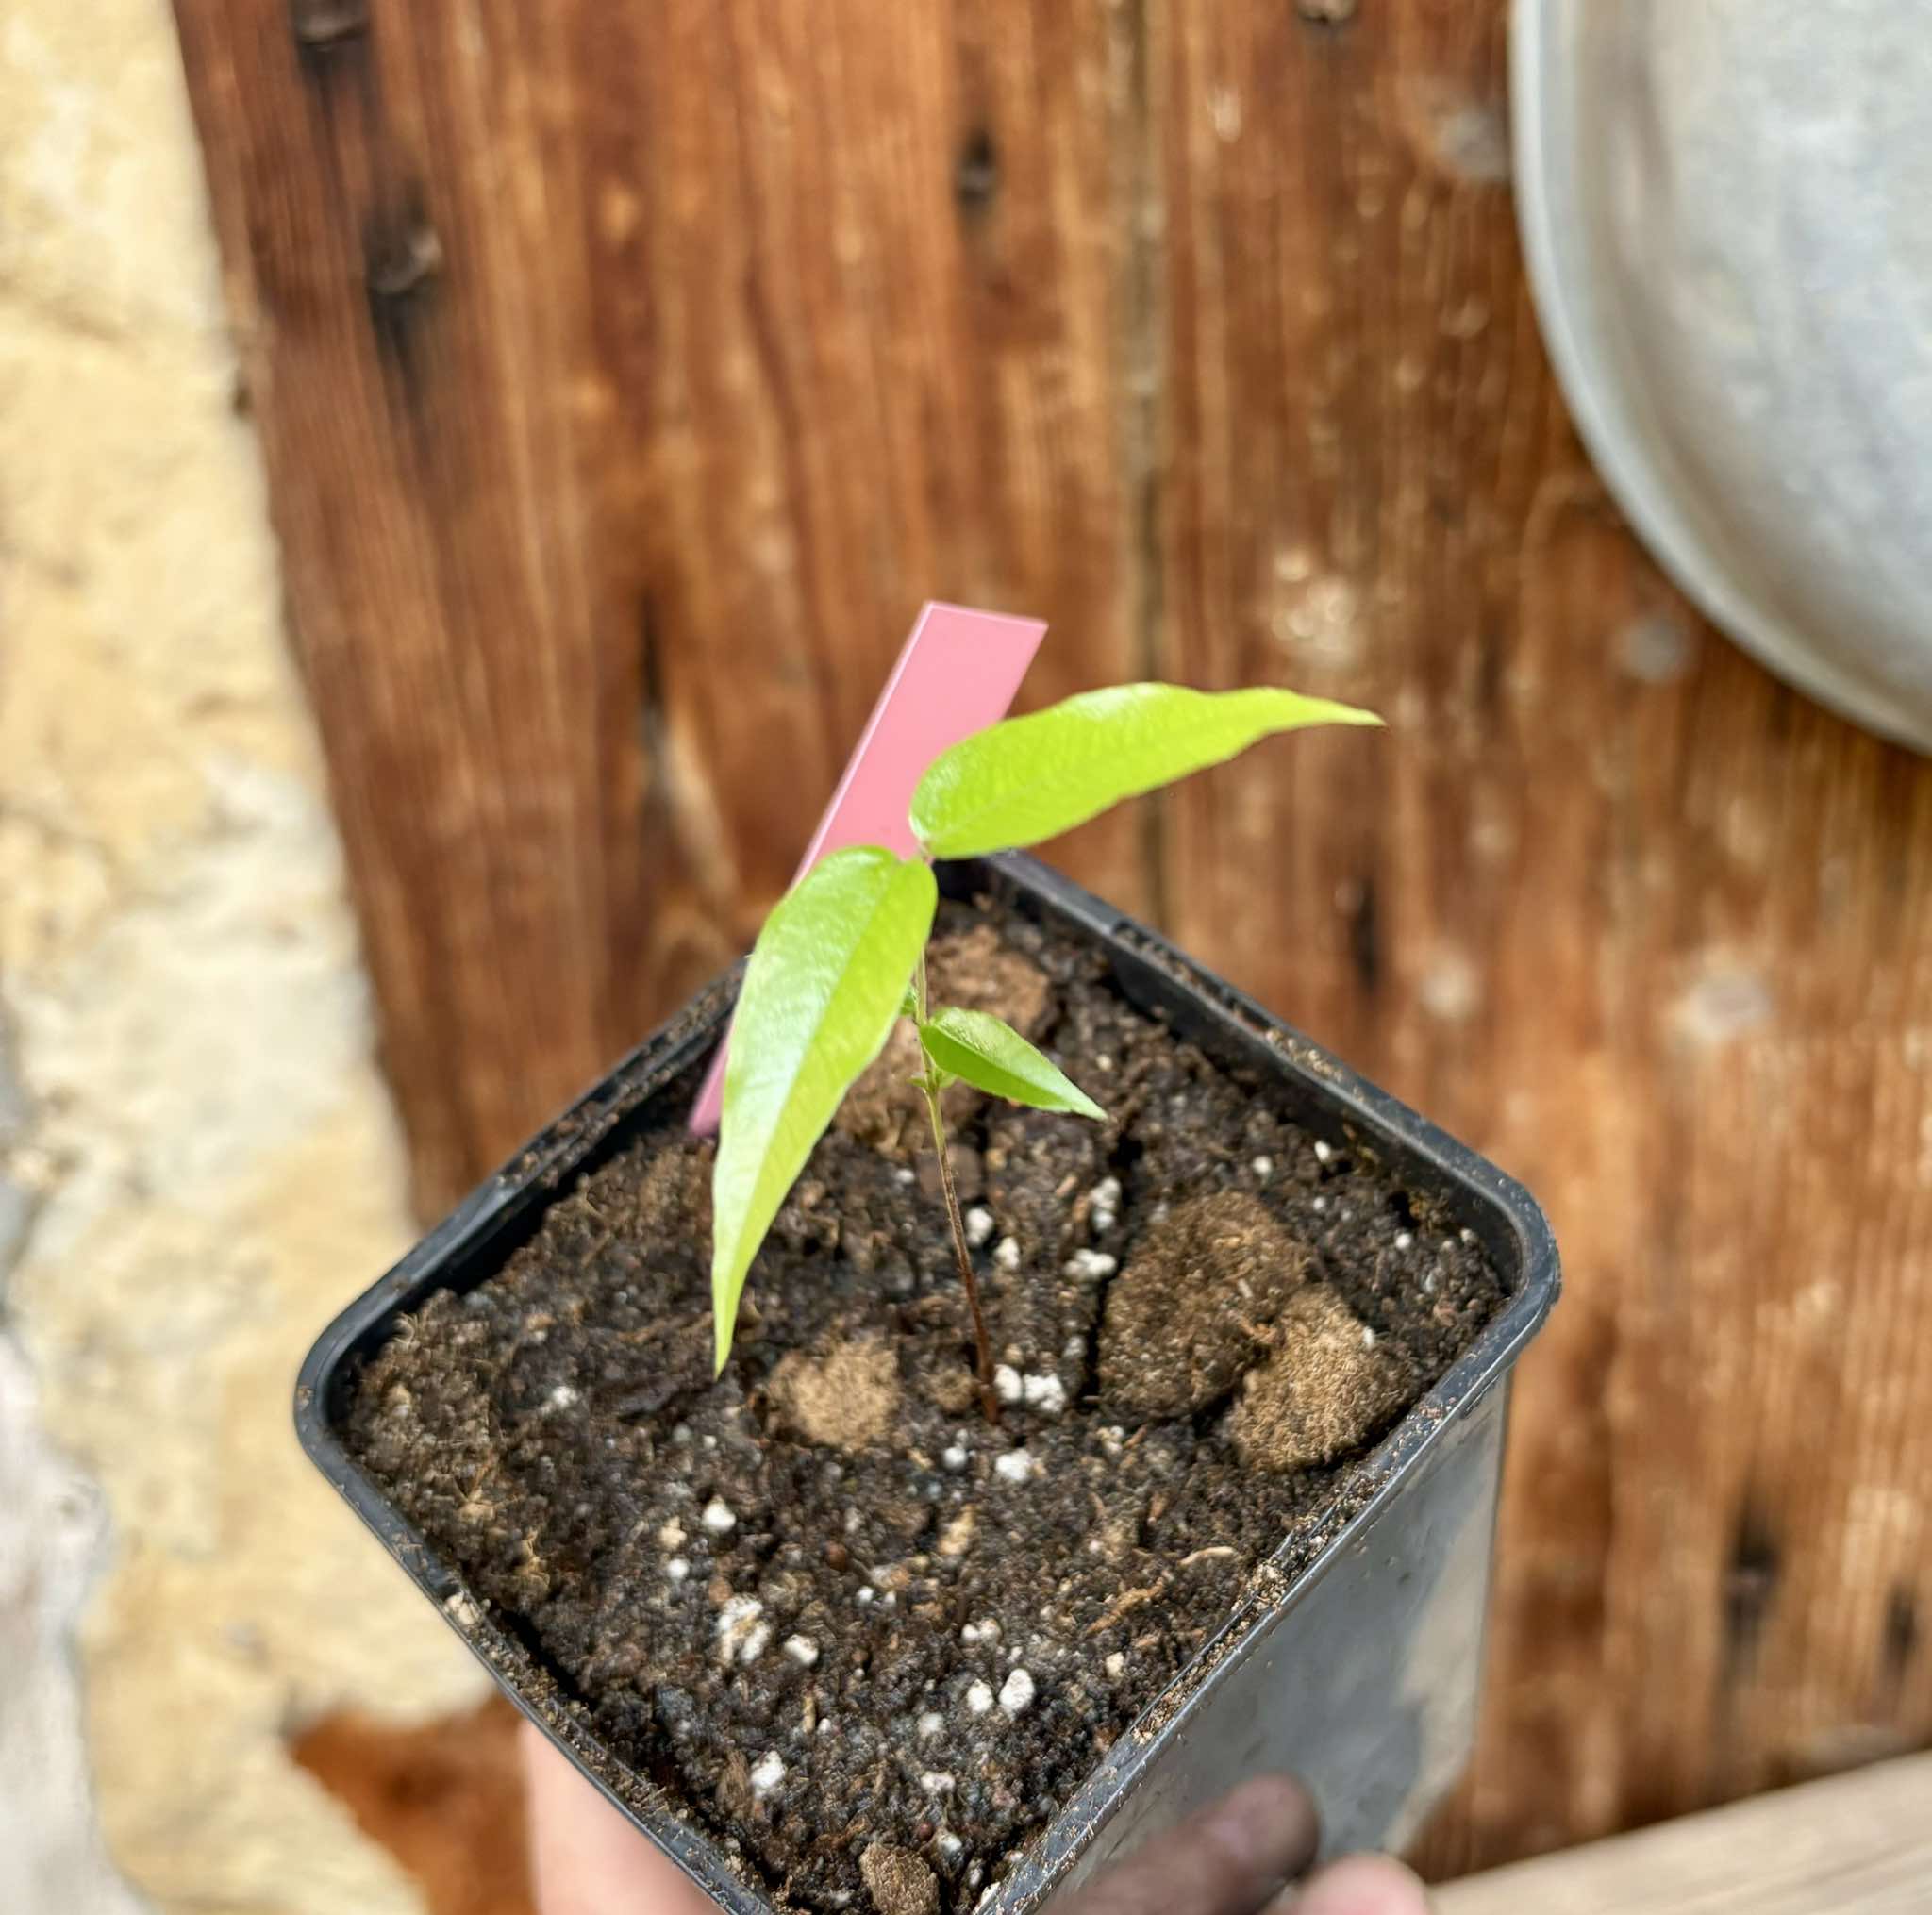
[301,679,1557,1915]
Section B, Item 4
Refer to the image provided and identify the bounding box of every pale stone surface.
[1,4,485,1911]
[0,1332,145,1915]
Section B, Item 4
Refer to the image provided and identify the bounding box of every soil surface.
[346,899,1505,1915]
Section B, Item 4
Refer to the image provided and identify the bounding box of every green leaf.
[909,683,1382,858]
[918,1007,1106,1120]
[711,846,938,1371]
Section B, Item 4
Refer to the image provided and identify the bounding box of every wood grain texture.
[173,0,1932,1879]
[173,0,1143,1210]
[1151,0,1932,1875]
[1438,1753,1932,1912]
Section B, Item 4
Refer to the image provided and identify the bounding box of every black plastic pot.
[297,853,1558,1911]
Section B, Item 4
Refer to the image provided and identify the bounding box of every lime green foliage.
[909,683,1381,859]
[709,847,937,1372]
[918,1007,1105,1119]
[711,678,1381,1376]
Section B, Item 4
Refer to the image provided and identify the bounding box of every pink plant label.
[689,602,1047,1133]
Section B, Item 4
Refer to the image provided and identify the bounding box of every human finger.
[1059,1774,1322,1915]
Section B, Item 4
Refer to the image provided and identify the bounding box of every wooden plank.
[171,0,1142,1211]
[1437,1753,1932,1912]
[173,0,1932,1877]
[1151,0,1932,1877]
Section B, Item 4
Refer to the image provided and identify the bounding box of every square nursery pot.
[297,853,1558,1911]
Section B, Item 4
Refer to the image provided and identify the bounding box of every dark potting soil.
[345,899,1505,1915]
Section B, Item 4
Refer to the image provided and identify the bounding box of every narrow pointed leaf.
[918,1007,1105,1119]
[711,847,937,1371]
[909,683,1382,858]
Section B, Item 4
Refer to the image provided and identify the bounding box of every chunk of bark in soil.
[716,1748,756,1823]
[1100,1193,1308,1415]
[1229,1286,1412,1471]
[859,1843,940,1915]
[835,926,1053,1151]
[770,1334,900,1451]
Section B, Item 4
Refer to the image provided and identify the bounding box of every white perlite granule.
[1090,1176,1122,1230]
[715,1596,769,1666]
[1022,1373,1066,1415]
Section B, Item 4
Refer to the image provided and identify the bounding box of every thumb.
[1063,1775,1321,1915]
[1291,1855,1431,1915]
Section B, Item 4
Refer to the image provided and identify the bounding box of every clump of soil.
[859,1842,940,1915]
[1099,1193,1309,1415]
[836,924,1053,1151]
[345,898,1505,1915]
[772,1336,901,1452]
[1229,1288,1413,1472]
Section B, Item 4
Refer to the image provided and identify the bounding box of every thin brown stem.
[921,1074,1001,1426]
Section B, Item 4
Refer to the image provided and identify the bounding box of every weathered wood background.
[173,0,1932,1887]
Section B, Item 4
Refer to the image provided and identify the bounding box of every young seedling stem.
[913,954,1002,1424]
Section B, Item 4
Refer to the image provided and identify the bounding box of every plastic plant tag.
[688,602,1046,1133]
